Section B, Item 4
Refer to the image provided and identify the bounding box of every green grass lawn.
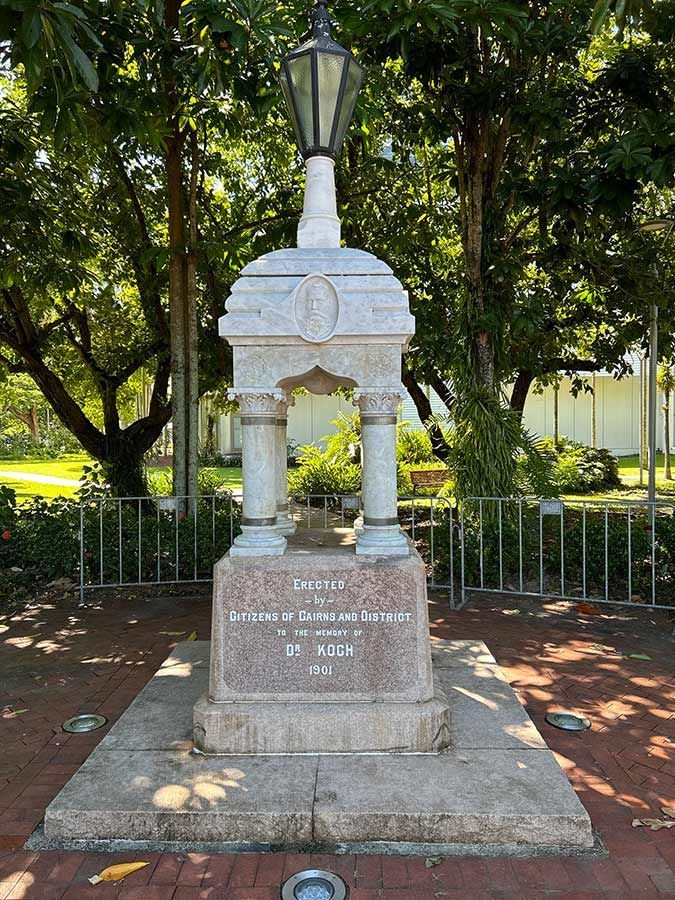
[560,452,675,503]
[617,452,669,480]
[0,456,243,502]
[0,454,89,500]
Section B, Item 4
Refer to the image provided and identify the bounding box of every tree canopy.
[1,0,674,497]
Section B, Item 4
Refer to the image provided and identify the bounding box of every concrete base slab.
[194,693,450,754]
[44,640,593,851]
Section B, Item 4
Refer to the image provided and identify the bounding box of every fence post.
[79,504,85,605]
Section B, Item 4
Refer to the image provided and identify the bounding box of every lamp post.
[279,0,364,248]
[639,217,674,504]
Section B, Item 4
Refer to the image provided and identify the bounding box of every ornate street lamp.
[279,0,364,248]
[280,0,364,160]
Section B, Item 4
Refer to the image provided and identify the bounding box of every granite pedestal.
[194,530,448,754]
[43,639,594,852]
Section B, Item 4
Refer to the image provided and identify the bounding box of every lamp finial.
[310,0,333,41]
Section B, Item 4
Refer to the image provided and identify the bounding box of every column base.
[356,524,409,556]
[230,525,287,557]
[276,509,296,536]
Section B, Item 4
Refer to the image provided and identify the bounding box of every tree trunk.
[205,410,216,457]
[186,128,200,500]
[102,438,150,498]
[664,389,671,480]
[8,403,41,443]
[401,364,451,462]
[14,344,171,496]
[510,370,534,421]
[29,405,39,443]
[165,0,189,502]
[463,129,494,392]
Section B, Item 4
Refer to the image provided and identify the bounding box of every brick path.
[1,586,674,899]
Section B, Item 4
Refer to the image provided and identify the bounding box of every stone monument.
[43,1,593,853]
[192,0,449,754]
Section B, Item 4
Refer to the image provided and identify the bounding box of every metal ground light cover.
[545,711,591,732]
[281,869,349,900]
[62,714,108,734]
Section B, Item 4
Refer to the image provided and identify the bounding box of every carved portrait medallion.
[294,274,340,343]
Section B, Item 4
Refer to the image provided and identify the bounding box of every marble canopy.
[219,242,415,557]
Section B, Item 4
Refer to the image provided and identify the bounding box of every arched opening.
[277,366,358,395]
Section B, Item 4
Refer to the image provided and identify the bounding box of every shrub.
[198,451,242,467]
[540,437,621,494]
[324,412,361,463]
[0,421,82,459]
[0,489,241,598]
[397,425,436,465]
[146,467,237,497]
[288,445,361,497]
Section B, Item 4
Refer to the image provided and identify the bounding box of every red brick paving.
[1,586,674,898]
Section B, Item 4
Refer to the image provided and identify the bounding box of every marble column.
[296,155,341,249]
[354,388,408,556]
[228,390,287,556]
[275,396,296,535]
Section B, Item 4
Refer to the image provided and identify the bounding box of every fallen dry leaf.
[160,631,186,636]
[424,857,443,868]
[186,631,197,641]
[575,602,601,615]
[89,862,149,885]
[627,653,652,661]
[2,708,28,718]
[632,818,675,831]
[662,807,675,819]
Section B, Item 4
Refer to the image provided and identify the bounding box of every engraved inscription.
[221,572,418,696]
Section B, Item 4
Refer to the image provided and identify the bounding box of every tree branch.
[402,362,451,463]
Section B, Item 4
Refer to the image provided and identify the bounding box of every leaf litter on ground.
[89,862,149,885]
[632,818,675,831]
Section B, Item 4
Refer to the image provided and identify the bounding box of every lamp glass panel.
[279,66,304,150]
[334,58,363,153]
[287,52,314,148]
[317,51,344,148]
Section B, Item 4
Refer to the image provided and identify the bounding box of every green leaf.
[53,2,89,21]
[57,26,99,91]
[590,0,612,33]
[21,10,42,49]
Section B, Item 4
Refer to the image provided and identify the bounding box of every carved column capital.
[228,389,287,416]
[354,388,405,418]
[276,394,296,417]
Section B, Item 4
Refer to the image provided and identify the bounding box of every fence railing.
[78,492,674,612]
[458,496,675,610]
[78,493,455,602]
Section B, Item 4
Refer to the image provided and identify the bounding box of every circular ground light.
[280,869,348,900]
[62,714,108,734]
[545,711,591,732]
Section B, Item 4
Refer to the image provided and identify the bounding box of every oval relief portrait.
[294,274,340,343]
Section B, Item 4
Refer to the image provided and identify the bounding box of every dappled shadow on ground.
[0,584,674,897]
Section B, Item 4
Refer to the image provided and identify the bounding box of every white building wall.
[211,374,670,458]
[521,376,645,456]
[287,392,355,448]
